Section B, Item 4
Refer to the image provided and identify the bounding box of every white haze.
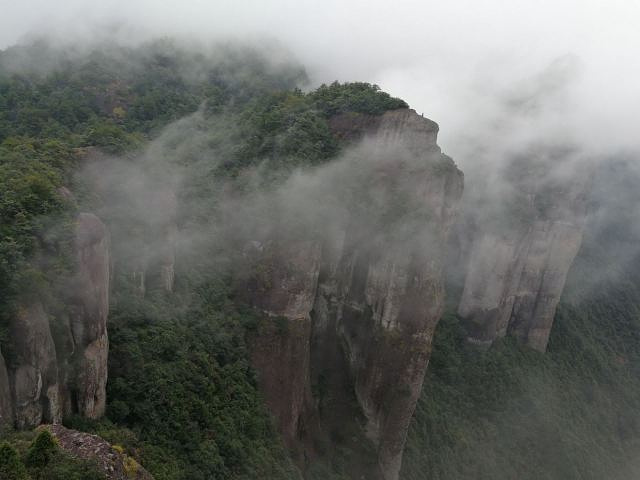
[1,0,639,163]
[3,4,640,478]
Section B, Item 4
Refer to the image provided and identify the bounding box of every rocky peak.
[244,108,463,479]
[328,109,440,153]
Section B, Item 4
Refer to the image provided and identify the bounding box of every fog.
[2,3,640,479]
[1,0,639,160]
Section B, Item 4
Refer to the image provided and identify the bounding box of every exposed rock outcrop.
[245,239,321,455]
[67,213,110,418]
[319,111,462,480]
[10,302,61,429]
[46,424,154,480]
[0,349,12,429]
[78,147,176,297]
[245,109,463,480]
[3,213,110,429]
[457,151,591,351]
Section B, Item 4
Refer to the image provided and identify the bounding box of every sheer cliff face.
[10,302,60,428]
[245,109,463,479]
[0,213,110,429]
[0,350,12,429]
[322,111,462,480]
[457,152,591,351]
[68,213,111,418]
[244,239,322,454]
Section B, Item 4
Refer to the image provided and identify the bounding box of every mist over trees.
[0,5,640,477]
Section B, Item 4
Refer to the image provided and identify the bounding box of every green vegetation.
[0,40,307,144]
[24,430,57,468]
[93,284,299,480]
[0,138,75,352]
[0,430,105,480]
[310,81,408,116]
[6,35,638,480]
[402,162,640,479]
[403,304,640,480]
[0,442,29,480]
[229,90,339,174]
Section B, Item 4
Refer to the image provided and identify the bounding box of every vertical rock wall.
[68,213,111,418]
[245,109,463,480]
[326,111,462,479]
[457,153,591,351]
[3,213,110,429]
[9,302,61,429]
[244,239,322,455]
[0,350,12,429]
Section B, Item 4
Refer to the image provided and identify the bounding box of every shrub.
[0,442,29,480]
[25,430,57,468]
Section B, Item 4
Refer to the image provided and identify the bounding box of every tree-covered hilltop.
[0,39,408,480]
[0,39,308,149]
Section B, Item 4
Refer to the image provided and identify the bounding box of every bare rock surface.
[321,110,462,480]
[245,108,463,480]
[0,349,14,429]
[69,213,111,418]
[4,213,111,429]
[244,239,321,456]
[10,302,61,429]
[458,151,592,351]
[45,424,154,480]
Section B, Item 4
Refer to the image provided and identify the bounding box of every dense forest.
[1,38,640,480]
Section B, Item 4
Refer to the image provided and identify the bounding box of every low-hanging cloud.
[3,6,640,478]
[2,0,639,160]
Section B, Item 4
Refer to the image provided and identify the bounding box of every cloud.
[1,0,639,159]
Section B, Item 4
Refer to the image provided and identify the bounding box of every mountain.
[244,108,462,479]
[1,38,639,480]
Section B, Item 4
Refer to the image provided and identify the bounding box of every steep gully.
[0,109,590,480]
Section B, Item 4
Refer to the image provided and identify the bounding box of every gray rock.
[4,212,111,429]
[246,109,463,480]
[0,349,14,429]
[10,302,61,428]
[68,213,110,418]
[324,110,463,480]
[458,151,591,351]
[46,424,155,479]
[243,239,321,453]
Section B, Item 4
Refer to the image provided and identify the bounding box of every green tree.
[0,442,29,480]
[25,430,57,468]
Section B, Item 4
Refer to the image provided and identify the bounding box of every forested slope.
[402,157,640,480]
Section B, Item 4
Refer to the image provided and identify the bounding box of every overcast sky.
[1,0,638,160]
